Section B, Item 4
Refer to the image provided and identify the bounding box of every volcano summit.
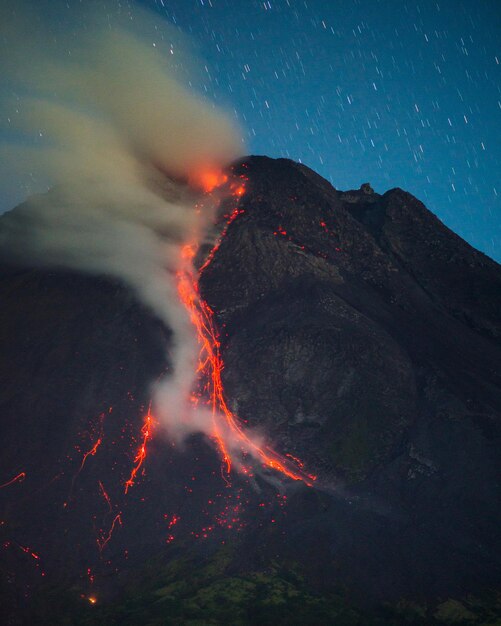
[1,156,500,624]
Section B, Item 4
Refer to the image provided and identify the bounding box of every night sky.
[2,0,501,261]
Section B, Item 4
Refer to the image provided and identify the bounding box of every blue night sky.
[140,0,500,262]
[3,0,501,261]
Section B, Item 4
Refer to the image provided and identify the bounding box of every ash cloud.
[0,3,245,446]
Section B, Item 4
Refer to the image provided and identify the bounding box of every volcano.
[1,156,500,624]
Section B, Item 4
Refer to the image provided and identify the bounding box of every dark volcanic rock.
[0,156,500,620]
[202,158,500,481]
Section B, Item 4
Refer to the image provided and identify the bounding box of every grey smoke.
[0,3,245,445]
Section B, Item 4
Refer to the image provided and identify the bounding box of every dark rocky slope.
[0,156,500,623]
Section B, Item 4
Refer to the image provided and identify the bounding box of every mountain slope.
[0,156,500,622]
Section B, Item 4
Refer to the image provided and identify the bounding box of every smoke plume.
[0,3,245,445]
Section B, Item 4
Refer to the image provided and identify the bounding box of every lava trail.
[177,173,316,486]
[124,408,154,494]
[0,471,26,489]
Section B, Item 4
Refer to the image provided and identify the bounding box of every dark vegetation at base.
[4,547,501,626]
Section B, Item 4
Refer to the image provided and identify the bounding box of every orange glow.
[198,207,245,274]
[88,596,97,605]
[176,251,316,486]
[124,409,154,493]
[232,184,245,196]
[175,172,315,484]
[190,166,248,196]
[191,169,228,192]
[285,452,305,469]
[0,471,25,489]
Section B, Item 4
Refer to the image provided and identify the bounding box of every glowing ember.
[87,567,95,584]
[166,513,180,529]
[124,409,154,493]
[232,184,245,197]
[285,452,305,469]
[19,544,40,560]
[0,471,26,489]
[71,411,107,481]
[191,169,229,193]
[64,416,105,508]
[98,480,113,513]
[97,513,122,552]
[165,513,180,543]
[78,437,102,473]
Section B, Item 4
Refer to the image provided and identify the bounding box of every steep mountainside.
[1,156,500,623]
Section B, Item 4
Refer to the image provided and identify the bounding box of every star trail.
[1,0,500,260]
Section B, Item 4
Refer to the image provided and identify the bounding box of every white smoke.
[0,3,245,444]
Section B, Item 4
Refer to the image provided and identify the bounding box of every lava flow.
[97,513,122,552]
[124,408,154,493]
[0,471,26,489]
[177,171,316,486]
[78,437,102,473]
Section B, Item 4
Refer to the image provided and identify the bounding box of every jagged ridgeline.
[1,156,500,625]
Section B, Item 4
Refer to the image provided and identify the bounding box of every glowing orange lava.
[191,169,229,193]
[19,544,40,560]
[198,207,245,274]
[97,513,122,552]
[124,409,154,493]
[175,177,316,486]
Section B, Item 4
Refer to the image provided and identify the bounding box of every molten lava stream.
[124,408,154,493]
[177,181,316,485]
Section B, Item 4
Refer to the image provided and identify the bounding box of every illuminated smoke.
[0,3,314,485]
[0,4,243,445]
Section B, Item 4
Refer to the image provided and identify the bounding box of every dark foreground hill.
[0,156,500,624]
